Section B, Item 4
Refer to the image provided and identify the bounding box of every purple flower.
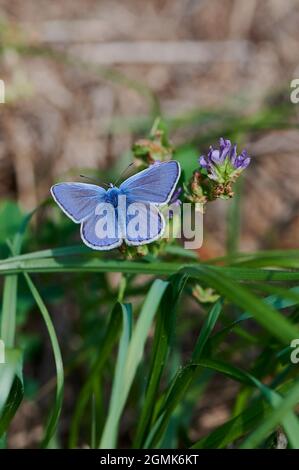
[198,138,251,183]
[231,149,251,170]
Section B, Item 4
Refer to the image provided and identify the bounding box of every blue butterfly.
[51,160,181,250]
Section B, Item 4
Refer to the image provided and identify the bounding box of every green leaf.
[191,397,269,449]
[123,279,169,404]
[145,300,222,448]
[209,286,299,351]
[0,211,34,348]
[183,266,299,344]
[100,279,168,449]
[144,364,197,448]
[1,276,18,348]
[1,248,299,283]
[24,274,64,448]
[209,249,299,269]
[0,374,23,439]
[0,210,34,431]
[240,379,299,449]
[0,348,23,437]
[164,245,198,260]
[191,380,296,448]
[99,303,132,448]
[192,300,222,361]
[133,274,187,448]
[69,302,124,448]
[194,359,299,449]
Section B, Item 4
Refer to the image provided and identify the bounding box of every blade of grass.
[0,350,23,447]
[0,210,34,430]
[247,282,299,304]
[1,254,299,282]
[240,379,299,449]
[164,246,199,260]
[147,353,299,448]
[4,245,299,267]
[208,249,299,268]
[192,300,223,361]
[0,211,33,348]
[91,394,96,449]
[208,286,299,352]
[144,300,223,448]
[122,279,169,405]
[24,273,64,448]
[0,372,23,438]
[196,359,299,449]
[192,398,267,449]
[144,364,197,448]
[183,266,299,344]
[99,303,132,448]
[191,381,295,449]
[133,274,187,448]
[0,277,18,348]
[69,301,124,448]
[100,279,168,448]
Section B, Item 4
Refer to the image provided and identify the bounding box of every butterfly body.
[105,186,122,207]
[51,160,180,250]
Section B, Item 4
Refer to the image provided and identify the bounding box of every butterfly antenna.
[80,174,110,188]
[113,162,135,186]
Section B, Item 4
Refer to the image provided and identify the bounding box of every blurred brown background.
[0,0,299,254]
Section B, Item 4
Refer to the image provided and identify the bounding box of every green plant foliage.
[1,115,299,449]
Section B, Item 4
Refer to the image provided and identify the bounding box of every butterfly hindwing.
[80,209,123,250]
[125,202,165,246]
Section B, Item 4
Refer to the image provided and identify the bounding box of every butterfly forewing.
[120,161,180,205]
[51,183,106,223]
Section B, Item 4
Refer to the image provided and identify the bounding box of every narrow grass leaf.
[69,302,124,448]
[196,359,299,449]
[123,279,169,405]
[133,274,187,448]
[24,273,64,448]
[0,276,18,348]
[145,300,223,448]
[240,379,299,449]
[192,300,222,361]
[1,251,299,283]
[183,266,299,344]
[0,210,34,427]
[99,303,132,449]
[102,279,168,448]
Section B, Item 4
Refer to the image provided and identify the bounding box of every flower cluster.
[199,138,250,184]
[184,137,251,203]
